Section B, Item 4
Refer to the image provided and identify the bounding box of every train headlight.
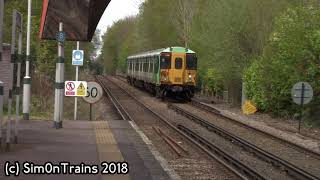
[188,75,192,81]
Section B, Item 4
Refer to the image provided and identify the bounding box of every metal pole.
[54,22,64,129]
[23,0,32,120]
[241,81,247,107]
[299,83,305,133]
[14,17,23,144]
[0,81,3,147]
[90,104,92,121]
[0,0,3,62]
[74,41,79,120]
[6,10,17,151]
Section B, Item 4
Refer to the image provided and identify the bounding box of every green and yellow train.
[126,47,197,99]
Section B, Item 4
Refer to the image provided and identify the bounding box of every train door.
[170,53,185,85]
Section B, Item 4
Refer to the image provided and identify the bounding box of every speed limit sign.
[83,82,103,104]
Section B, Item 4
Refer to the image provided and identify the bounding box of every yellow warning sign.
[242,101,257,115]
[77,82,86,96]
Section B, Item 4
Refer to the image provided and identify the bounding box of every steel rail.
[190,98,320,159]
[101,76,267,180]
[96,75,133,121]
[169,103,320,180]
[177,124,266,180]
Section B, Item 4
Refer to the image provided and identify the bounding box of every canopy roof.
[39,0,111,41]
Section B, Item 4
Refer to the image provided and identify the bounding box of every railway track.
[169,103,320,180]
[97,75,269,180]
[190,98,320,158]
[113,75,320,180]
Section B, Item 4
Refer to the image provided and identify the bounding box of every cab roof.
[128,47,196,60]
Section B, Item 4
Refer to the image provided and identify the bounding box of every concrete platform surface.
[0,120,173,180]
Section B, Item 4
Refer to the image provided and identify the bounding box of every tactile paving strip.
[93,121,131,180]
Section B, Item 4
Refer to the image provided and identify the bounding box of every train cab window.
[160,53,171,69]
[186,54,197,70]
[175,58,183,69]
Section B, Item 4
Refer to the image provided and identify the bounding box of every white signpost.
[72,43,83,120]
[83,82,103,120]
[65,81,87,97]
[291,82,313,132]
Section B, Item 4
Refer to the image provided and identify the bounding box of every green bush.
[244,5,320,121]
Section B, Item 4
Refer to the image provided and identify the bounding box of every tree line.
[101,0,319,125]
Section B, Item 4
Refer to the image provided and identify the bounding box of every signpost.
[291,82,313,133]
[83,82,103,121]
[72,43,83,120]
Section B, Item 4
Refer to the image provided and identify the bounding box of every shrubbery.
[244,6,320,123]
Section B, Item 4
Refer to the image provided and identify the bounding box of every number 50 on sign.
[83,82,103,104]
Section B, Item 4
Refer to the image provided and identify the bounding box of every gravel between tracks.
[102,77,238,180]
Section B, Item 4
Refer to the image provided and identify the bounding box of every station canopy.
[39,0,111,41]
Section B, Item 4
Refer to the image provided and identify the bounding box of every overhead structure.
[39,0,111,41]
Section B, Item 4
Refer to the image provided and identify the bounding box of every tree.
[244,5,320,123]
[172,0,196,48]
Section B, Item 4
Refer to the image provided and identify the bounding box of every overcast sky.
[97,0,144,34]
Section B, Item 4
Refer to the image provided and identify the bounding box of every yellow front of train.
[160,47,197,98]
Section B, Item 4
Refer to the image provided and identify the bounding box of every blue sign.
[72,50,84,66]
[56,31,65,42]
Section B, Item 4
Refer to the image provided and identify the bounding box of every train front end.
[159,47,197,99]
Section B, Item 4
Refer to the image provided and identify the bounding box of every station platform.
[0,120,175,180]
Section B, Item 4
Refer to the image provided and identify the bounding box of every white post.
[14,16,22,144]
[54,22,64,129]
[23,0,32,120]
[74,41,79,120]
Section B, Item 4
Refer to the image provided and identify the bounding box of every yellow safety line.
[93,121,131,180]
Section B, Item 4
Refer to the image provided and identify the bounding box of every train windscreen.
[160,53,171,69]
[186,54,197,70]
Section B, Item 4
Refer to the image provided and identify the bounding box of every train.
[126,47,197,99]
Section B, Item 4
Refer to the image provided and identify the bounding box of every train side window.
[145,58,148,72]
[175,58,183,69]
[155,57,159,73]
[135,61,139,71]
[148,58,151,73]
[151,58,154,73]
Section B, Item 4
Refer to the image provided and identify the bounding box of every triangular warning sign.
[77,82,86,96]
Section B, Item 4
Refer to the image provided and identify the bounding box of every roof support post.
[54,22,64,129]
